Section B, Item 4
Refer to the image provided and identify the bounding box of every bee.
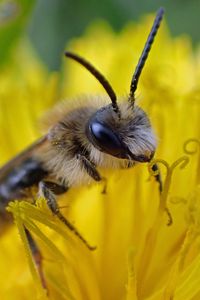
[0,8,164,288]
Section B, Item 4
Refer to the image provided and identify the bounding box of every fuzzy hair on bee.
[39,95,156,187]
[0,7,164,288]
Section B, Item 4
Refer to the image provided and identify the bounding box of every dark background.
[0,0,199,70]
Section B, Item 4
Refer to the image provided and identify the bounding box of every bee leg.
[38,181,96,250]
[76,153,102,181]
[40,180,68,195]
[24,227,48,291]
[77,154,107,193]
[151,163,172,226]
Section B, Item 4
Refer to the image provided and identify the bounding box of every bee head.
[86,103,155,162]
[65,8,164,163]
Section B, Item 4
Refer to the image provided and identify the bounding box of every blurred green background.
[0,0,199,70]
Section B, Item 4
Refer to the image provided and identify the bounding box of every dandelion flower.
[1,14,200,300]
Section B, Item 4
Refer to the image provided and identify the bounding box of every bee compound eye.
[89,122,125,156]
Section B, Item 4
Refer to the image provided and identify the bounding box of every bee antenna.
[65,52,121,118]
[129,7,165,105]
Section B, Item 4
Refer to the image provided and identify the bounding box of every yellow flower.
[1,14,200,300]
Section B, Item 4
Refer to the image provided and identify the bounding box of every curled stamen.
[170,156,190,172]
[137,156,189,291]
[148,157,190,224]
[148,159,170,176]
[161,157,189,209]
[148,159,172,225]
[183,138,200,155]
[148,159,169,190]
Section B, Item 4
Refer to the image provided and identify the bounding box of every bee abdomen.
[0,158,48,205]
